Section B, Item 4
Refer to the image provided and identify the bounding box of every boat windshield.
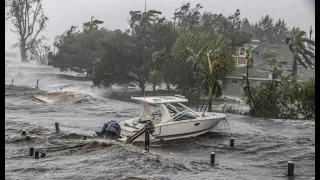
[150,103,199,121]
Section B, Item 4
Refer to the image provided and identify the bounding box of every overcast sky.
[5,0,315,53]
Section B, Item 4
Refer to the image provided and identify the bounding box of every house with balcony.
[224,20,315,97]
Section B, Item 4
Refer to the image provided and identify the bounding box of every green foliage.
[253,15,290,43]
[286,27,315,80]
[297,77,315,119]
[83,16,104,32]
[48,27,108,75]
[243,58,315,119]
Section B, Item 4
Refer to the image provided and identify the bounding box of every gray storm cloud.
[5,0,315,53]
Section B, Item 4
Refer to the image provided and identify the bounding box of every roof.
[241,19,258,41]
[228,43,315,82]
[131,95,188,104]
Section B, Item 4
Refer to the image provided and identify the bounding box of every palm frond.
[300,31,307,37]
[296,56,308,69]
[93,20,104,24]
[301,38,315,46]
[302,47,315,59]
[147,10,162,15]
[298,49,314,65]
[186,47,196,57]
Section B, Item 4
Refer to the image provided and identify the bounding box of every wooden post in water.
[12,79,14,85]
[83,136,87,140]
[22,130,27,135]
[230,138,235,147]
[145,124,150,152]
[36,79,39,89]
[55,122,60,132]
[211,152,215,165]
[29,148,34,156]
[288,161,294,176]
[40,152,46,158]
[35,151,39,159]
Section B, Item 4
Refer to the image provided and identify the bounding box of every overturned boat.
[119,95,226,142]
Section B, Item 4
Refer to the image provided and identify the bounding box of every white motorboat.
[119,95,226,142]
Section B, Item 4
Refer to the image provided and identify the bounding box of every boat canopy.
[131,95,188,104]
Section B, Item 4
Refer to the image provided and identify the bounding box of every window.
[239,47,246,56]
[173,111,197,121]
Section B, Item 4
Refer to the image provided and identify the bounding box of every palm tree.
[151,47,167,95]
[186,45,208,111]
[200,34,227,112]
[244,46,258,108]
[286,27,315,81]
[129,10,162,35]
[83,16,104,31]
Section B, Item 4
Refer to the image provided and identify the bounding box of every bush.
[298,77,315,119]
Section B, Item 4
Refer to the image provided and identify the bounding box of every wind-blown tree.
[201,9,252,52]
[202,35,231,112]
[174,3,203,32]
[253,15,290,43]
[186,45,208,110]
[83,16,104,32]
[167,29,235,109]
[93,10,176,93]
[286,27,315,81]
[29,41,50,64]
[150,47,168,95]
[243,46,258,108]
[7,0,48,62]
[48,27,110,74]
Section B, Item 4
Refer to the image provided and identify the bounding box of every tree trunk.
[153,74,156,95]
[92,78,101,87]
[292,58,297,82]
[208,99,213,112]
[196,73,200,111]
[207,86,213,112]
[246,61,254,108]
[20,41,27,62]
[140,81,145,96]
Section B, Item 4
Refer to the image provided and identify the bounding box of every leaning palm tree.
[186,45,208,111]
[83,16,104,31]
[129,10,161,36]
[243,46,258,108]
[200,34,227,112]
[286,27,315,81]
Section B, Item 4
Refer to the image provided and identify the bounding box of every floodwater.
[5,58,315,180]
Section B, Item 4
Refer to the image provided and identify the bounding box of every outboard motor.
[105,122,121,138]
[96,120,121,139]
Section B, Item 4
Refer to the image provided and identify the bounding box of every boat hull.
[120,113,225,142]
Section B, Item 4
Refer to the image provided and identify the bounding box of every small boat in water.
[119,95,226,142]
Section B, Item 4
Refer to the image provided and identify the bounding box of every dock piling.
[211,152,215,165]
[55,122,60,132]
[22,130,27,135]
[36,79,39,89]
[30,148,34,156]
[35,151,39,159]
[230,138,235,147]
[288,161,294,176]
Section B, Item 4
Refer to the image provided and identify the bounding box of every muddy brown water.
[5,59,314,180]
